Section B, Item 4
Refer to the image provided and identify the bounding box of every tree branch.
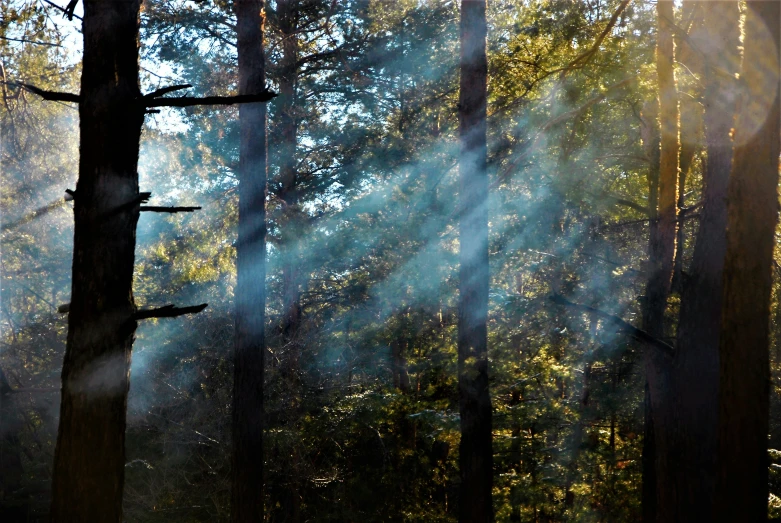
[0,36,62,47]
[549,294,674,357]
[134,303,208,320]
[493,76,636,188]
[15,82,80,103]
[143,84,193,99]
[15,82,276,108]
[558,0,632,79]
[594,192,650,215]
[101,192,151,218]
[140,206,201,213]
[145,91,276,108]
[39,0,82,20]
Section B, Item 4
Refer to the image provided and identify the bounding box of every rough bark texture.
[672,3,739,520]
[50,0,144,519]
[642,2,679,519]
[458,2,492,522]
[231,1,268,521]
[715,2,780,521]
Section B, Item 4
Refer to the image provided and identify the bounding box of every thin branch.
[39,0,82,20]
[143,84,192,99]
[134,303,208,320]
[145,91,276,108]
[558,0,632,79]
[593,192,650,215]
[493,76,636,188]
[0,36,62,47]
[140,206,201,213]
[549,294,674,357]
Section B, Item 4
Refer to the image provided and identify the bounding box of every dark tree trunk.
[50,0,144,519]
[639,97,661,523]
[231,0,268,521]
[672,3,739,520]
[457,2,492,523]
[0,381,26,522]
[715,2,780,521]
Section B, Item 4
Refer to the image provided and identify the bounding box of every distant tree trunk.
[642,1,679,520]
[457,2,492,523]
[231,0,268,521]
[639,97,660,523]
[391,338,410,392]
[715,2,780,521]
[275,2,303,521]
[673,2,739,520]
[50,0,144,519]
[277,0,302,347]
[0,373,25,521]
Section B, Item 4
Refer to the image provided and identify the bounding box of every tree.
[49,0,147,518]
[457,1,492,522]
[715,1,780,521]
[641,1,679,520]
[231,0,268,521]
[28,0,271,518]
[672,2,739,519]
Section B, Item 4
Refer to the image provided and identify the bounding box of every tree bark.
[671,1,704,295]
[715,2,780,521]
[231,0,268,521]
[672,2,739,520]
[642,2,680,520]
[50,0,144,519]
[458,2,492,523]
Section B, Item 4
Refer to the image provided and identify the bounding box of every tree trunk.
[277,0,302,346]
[639,97,661,523]
[671,1,704,295]
[391,338,411,392]
[672,2,739,520]
[0,382,26,521]
[457,2,492,523]
[715,2,780,521]
[275,3,303,521]
[50,0,144,519]
[231,0,268,521]
[642,2,680,520]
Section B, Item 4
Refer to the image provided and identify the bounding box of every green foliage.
[6,0,781,521]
